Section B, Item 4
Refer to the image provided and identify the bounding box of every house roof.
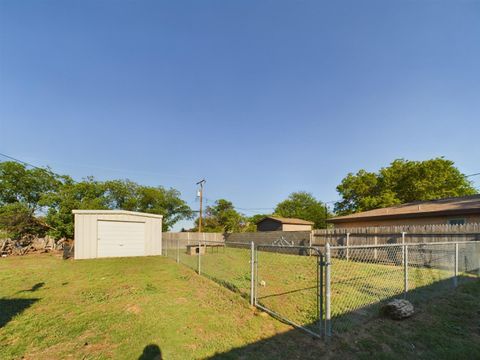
[328,195,480,223]
[257,216,314,225]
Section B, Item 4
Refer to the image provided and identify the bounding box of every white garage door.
[97,220,145,258]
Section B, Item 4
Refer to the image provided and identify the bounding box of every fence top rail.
[224,241,251,247]
[313,223,480,235]
[316,232,480,237]
[329,240,480,250]
[196,240,227,244]
[321,232,480,237]
[256,244,323,255]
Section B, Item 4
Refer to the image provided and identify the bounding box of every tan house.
[327,195,480,228]
[257,216,314,231]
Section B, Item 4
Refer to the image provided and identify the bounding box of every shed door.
[97,220,145,258]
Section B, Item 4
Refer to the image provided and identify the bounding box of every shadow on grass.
[138,344,162,360]
[18,282,45,293]
[0,298,39,328]
[207,275,480,359]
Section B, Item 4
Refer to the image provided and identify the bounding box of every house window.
[448,218,465,225]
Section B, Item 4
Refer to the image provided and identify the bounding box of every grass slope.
[1,253,479,359]
[0,254,290,359]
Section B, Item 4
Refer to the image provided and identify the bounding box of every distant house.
[327,195,480,228]
[256,216,314,232]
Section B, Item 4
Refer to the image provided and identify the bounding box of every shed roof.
[328,195,480,223]
[258,216,314,225]
[72,209,163,219]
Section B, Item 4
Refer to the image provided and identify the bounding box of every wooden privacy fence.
[312,223,480,247]
[162,232,225,243]
[164,224,480,256]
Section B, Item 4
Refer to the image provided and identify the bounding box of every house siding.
[257,219,283,232]
[282,224,313,231]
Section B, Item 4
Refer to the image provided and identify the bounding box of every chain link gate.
[253,245,325,338]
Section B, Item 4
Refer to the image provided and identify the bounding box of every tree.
[0,161,193,238]
[0,203,48,239]
[274,192,329,229]
[195,199,247,233]
[42,178,193,238]
[0,161,60,238]
[134,185,193,231]
[335,158,478,215]
[243,213,272,232]
[40,177,110,238]
[0,161,60,210]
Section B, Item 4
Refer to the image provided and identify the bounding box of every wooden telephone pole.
[196,179,206,232]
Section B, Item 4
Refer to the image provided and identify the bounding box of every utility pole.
[196,179,206,232]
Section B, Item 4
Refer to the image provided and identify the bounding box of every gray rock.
[381,299,414,320]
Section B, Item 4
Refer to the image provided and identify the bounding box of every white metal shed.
[72,210,163,259]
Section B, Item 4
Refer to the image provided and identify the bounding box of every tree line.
[0,162,192,239]
[0,157,476,239]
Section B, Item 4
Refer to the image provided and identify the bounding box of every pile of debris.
[0,235,73,258]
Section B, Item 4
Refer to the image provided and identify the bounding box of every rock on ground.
[381,299,414,320]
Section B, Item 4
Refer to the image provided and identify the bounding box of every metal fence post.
[254,244,258,305]
[176,238,180,263]
[325,243,332,337]
[318,251,323,337]
[401,232,406,265]
[250,241,255,306]
[346,233,350,261]
[454,242,458,287]
[403,244,409,298]
[197,240,201,275]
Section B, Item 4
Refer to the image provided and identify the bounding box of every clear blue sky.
[1,0,479,230]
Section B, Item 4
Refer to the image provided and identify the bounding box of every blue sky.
[1,0,479,230]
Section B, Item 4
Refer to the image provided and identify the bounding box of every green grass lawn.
[172,246,472,335]
[1,253,479,359]
[0,254,290,359]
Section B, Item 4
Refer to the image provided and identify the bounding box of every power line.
[466,172,480,177]
[0,152,44,170]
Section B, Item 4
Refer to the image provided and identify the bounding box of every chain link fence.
[255,245,323,337]
[199,241,252,298]
[325,241,480,335]
[163,238,253,299]
[163,236,480,339]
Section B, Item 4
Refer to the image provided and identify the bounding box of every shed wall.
[74,213,162,259]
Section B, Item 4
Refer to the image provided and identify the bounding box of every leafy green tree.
[242,213,272,232]
[0,161,60,210]
[104,179,139,210]
[196,199,247,233]
[0,161,60,238]
[42,178,193,237]
[335,158,478,215]
[0,161,193,238]
[274,192,329,229]
[104,179,193,231]
[0,203,48,239]
[134,185,193,231]
[40,177,110,238]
